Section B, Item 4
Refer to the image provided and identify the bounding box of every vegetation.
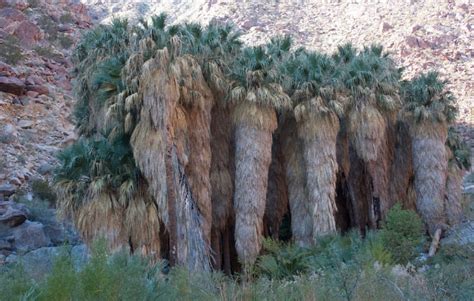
[0,35,24,65]
[1,217,472,301]
[54,15,470,272]
[379,204,424,264]
[31,179,57,206]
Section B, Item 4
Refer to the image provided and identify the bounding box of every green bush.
[60,13,74,24]
[380,204,425,264]
[256,238,312,279]
[34,46,63,61]
[0,35,24,65]
[31,178,57,206]
[58,34,74,49]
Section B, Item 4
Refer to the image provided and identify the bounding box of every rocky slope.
[0,0,91,192]
[84,0,473,157]
[0,0,91,266]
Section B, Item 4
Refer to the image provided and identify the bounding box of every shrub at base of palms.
[380,204,424,264]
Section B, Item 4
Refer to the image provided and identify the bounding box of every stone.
[0,183,16,197]
[380,22,393,32]
[26,84,49,95]
[0,254,5,265]
[19,244,89,279]
[17,119,33,129]
[464,185,474,194]
[20,247,60,279]
[0,200,28,227]
[38,163,54,175]
[0,8,26,22]
[5,253,17,264]
[0,61,16,77]
[26,91,39,98]
[0,76,25,95]
[11,221,50,254]
[13,20,43,47]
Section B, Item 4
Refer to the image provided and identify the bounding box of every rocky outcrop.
[0,0,91,193]
[0,76,25,95]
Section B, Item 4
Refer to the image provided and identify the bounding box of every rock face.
[0,0,91,192]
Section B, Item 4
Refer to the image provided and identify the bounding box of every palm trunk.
[297,113,339,238]
[410,122,448,235]
[263,130,289,239]
[233,102,277,265]
[445,163,463,226]
[281,117,312,247]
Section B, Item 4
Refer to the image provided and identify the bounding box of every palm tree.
[335,44,401,227]
[228,46,291,266]
[401,71,457,235]
[282,51,344,241]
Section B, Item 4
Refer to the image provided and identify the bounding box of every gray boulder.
[0,200,28,227]
[11,220,50,254]
[19,244,89,280]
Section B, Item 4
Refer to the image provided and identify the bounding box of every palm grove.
[55,15,471,273]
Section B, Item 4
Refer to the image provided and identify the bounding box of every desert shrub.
[425,258,474,300]
[0,35,24,65]
[28,0,40,8]
[58,34,74,49]
[380,204,425,264]
[34,46,63,61]
[0,264,35,300]
[60,13,74,24]
[256,238,312,279]
[31,178,57,206]
[38,14,59,41]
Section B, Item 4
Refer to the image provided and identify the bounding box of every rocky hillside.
[0,0,90,266]
[0,0,91,194]
[84,0,473,156]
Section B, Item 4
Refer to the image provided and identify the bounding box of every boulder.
[0,184,16,197]
[11,221,50,253]
[0,76,25,95]
[0,61,16,77]
[38,163,54,175]
[19,244,89,280]
[0,8,26,23]
[17,119,33,129]
[26,84,49,95]
[12,20,42,47]
[0,200,28,227]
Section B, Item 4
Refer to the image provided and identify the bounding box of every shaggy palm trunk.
[410,122,448,235]
[233,102,277,265]
[445,163,463,226]
[263,131,289,239]
[389,120,417,211]
[210,104,234,270]
[297,112,339,238]
[348,103,390,229]
[281,117,312,247]
[131,50,210,268]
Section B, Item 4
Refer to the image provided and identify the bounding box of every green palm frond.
[401,71,457,123]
